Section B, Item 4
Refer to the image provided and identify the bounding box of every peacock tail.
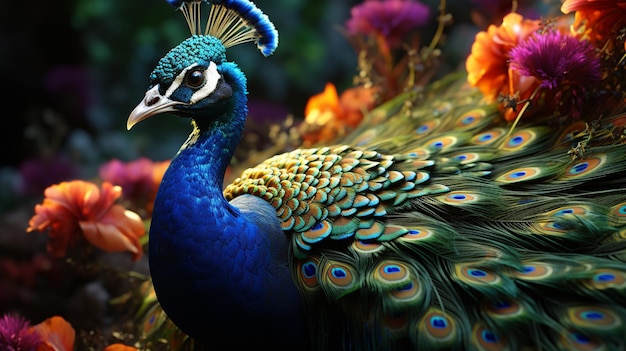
[224,76,626,350]
[127,0,626,350]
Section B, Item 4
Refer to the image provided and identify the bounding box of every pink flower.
[99,158,170,215]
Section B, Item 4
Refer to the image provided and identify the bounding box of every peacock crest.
[165,0,278,56]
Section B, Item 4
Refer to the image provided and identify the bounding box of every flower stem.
[424,0,447,56]
[502,85,541,142]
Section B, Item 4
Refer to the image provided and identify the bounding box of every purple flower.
[509,31,601,91]
[18,154,79,197]
[43,65,92,122]
[0,314,41,351]
[345,0,430,47]
[509,31,602,118]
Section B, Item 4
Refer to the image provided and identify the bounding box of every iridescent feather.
[220,79,626,349]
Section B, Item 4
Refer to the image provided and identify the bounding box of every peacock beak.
[127,85,181,130]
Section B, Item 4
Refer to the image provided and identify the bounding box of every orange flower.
[27,180,146,261]
[151,160,170,192]
[301,83,377,146]
[103,344,138,351]
[148,160,171,214]
[561,0,626,47]
[339,85,378,127]
[561,0,626,13]
[31,316,75,351]
[465,13,542,121]
[304,83,343,121]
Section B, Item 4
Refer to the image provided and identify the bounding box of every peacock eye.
[185,69,206,88]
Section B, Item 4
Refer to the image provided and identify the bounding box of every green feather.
[222,78,626,348]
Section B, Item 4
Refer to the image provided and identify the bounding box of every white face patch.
[165,61,221,104]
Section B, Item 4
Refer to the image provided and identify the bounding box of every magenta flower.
[99,158,170,215]
[0,314,41,351]
[345,0,430,48]
[509,31,600,118]
[509,31,600,91]
[99,158,154,200]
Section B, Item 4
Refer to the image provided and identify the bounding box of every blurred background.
[0,0,500,206]
[0,0,560,207]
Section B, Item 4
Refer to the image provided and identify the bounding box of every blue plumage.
[135,46,306,346]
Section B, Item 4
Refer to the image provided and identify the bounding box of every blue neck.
[148,86,307,346]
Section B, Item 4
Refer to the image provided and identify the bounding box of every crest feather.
[166,0,278,56]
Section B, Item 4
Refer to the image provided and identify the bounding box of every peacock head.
[127,0,277,130]
[126,35,236,129]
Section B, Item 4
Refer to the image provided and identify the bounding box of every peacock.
[127,0,626,350]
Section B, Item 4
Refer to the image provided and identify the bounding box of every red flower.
[27,180,145,261]
[0,314,76,351]
[561,0,626,13]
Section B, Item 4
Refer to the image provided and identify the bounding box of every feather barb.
[166,0,278,56]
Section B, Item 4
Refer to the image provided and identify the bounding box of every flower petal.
[466,13,541,101]
[27,200,82,258]
[88,182,123,219]
[27,180,143,260]
[31,316,75,351]
[304,83,342,119]
[103,343,138,351]
[0,314,41,350]
[80,205,145,260]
